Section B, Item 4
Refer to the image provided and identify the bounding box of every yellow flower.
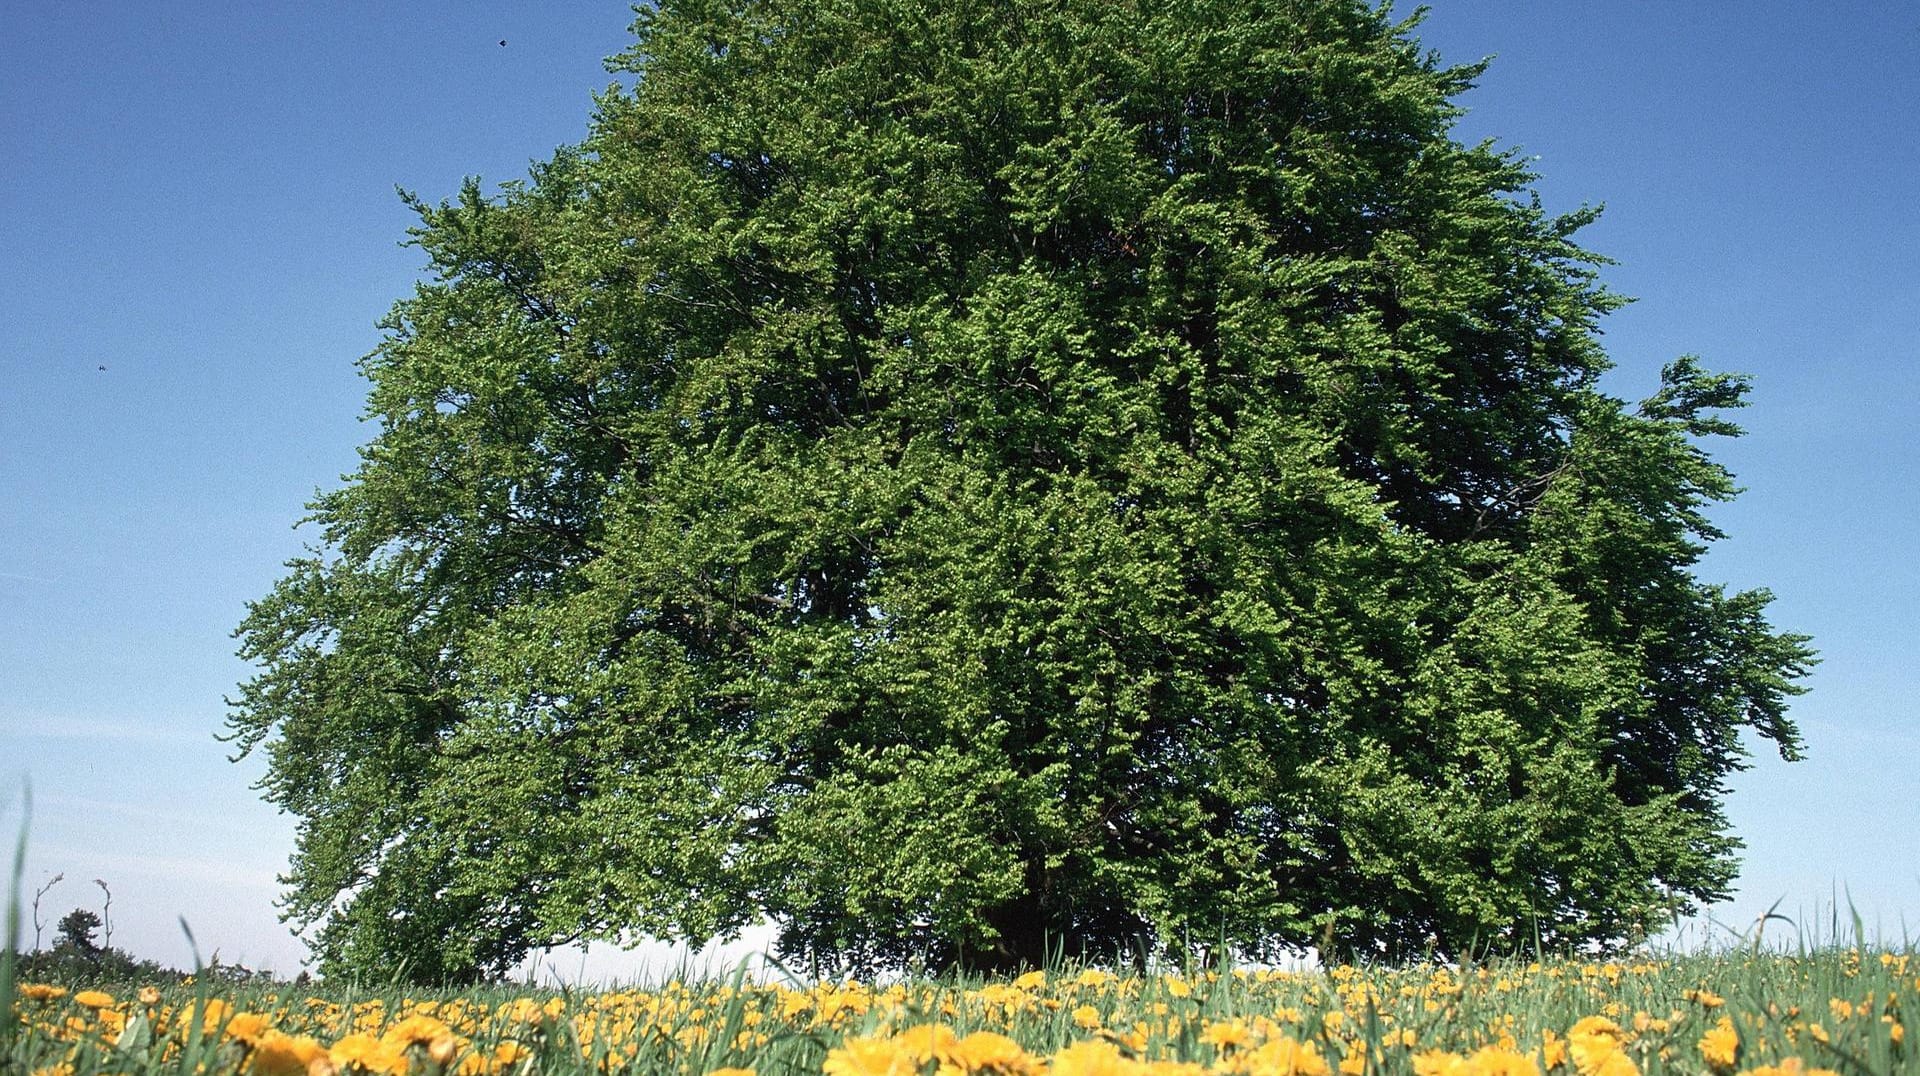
[19,984,69,1001]
[1462,1047,1541,1076]
[1414,1050,1468,1076]
[1697,1017,1739,1072]
[1566,1019,1636,1076]
[1740,1060,1840,1076]
[1243,1036,1331,1076]
[246,1030,330,1076]
[1050,1040,1139,1076]
[1685,990,1726,1009]
[72,990,115,1009]
[196,997,235,1034]
[383,1012,461,1065]
[138,986,162,1006]
[493,1042,531,1069]
[496,999,549,1027]
[1572,1018,1622,1042]
[1201,1020,1253,1052]
[898,1023,961,1064]
[1012,971,1048,991]
[824,1036,917,1076]
[709,1068,756,1076]
[383,1014,454,1048]
[225,1011,274,1045]
[1074,1005,1104,1030]
[1537,1027,1567,1071]
[941,1031,1036,1076]
[330,1031,409,1075]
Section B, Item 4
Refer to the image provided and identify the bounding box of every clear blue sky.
[3,1,1916,977]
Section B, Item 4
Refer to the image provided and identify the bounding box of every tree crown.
[231,0,1811,981]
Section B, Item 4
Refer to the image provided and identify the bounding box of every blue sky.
[3,1,1916,978]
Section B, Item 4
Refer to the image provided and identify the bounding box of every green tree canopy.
[230,0,1812,981]
[54,909,101,956]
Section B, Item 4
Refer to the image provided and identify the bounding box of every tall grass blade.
[0,785,27,1055]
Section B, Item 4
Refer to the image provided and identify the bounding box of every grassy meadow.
[3,947,1914,1076]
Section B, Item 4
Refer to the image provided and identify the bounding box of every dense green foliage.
[56,910,103,956]
[229,0,1812,982]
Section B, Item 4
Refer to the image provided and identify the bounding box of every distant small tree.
[54,908,102,956]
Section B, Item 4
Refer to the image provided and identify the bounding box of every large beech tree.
[231,0,1813,981]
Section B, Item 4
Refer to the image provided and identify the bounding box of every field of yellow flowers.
[3,951,1912,1076]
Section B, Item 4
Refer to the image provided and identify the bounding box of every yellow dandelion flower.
[898,1023,961,1064]
[196,997,235,1034]
[387,1014,452,1043]
[1579,1051,1634,1076]
[246,1030,329,1076]
[497,999,545,1026]
[1463,1046,1541,1076]
[1243,1035,1332,1076]
[824,1036,917,1076]
[19,984,69,1001]
[709,1068,756,1076]
[225,1011,273,1044]
[1414,1050,1468,1076]
[1050,1039,1139,1076]
[72,990,115,1009]
[1566,1019,1636,1076]
[1201,1020,1253,1052]
[941,1031,1036,1076]
[138,986,162,1006]
[1074,1005,1104,1030]
[1739,1060,1840,1076]
[484,1041,532,1074]
[1686,990,1726,1009]
[329,1031,408,1075]
[1698,1017,1739,1072]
